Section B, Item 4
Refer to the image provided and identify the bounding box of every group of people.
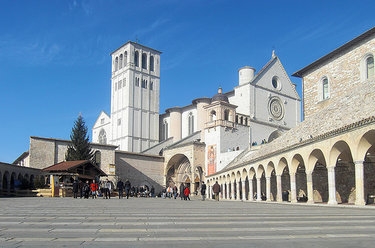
[160,181,218,201]
[72,178,122,199]
[73,179,222,202]
[72,179,111,199]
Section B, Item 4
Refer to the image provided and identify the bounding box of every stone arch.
[268,130,283,142]
[292,154,306,202]
[309,149,328,203]
[248,167,256,200]
[359,130,375,199]
[256,164,266,200]
[266,161,276,201]
[331,140,354,204]
[3,171,10,194]
[242,168,249,200]
[276,158,288,201]
[165,154,192,190]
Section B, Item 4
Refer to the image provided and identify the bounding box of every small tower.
[204,88,238,175]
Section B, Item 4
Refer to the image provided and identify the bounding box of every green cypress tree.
[65,114,94,161]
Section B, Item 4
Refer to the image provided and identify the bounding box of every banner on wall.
[207,145,216,176]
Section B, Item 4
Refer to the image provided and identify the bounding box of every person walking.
[124,179,131,199]
[184,186,190,201]
[212,181,221,201]
[72,180,79,199]
[173,185,178,199]
[117,179,124,199]
[104,179,112,199]
[90,180,99,199]
[83,181,90,199]
[200,181,207,201]
[179,183,185,200]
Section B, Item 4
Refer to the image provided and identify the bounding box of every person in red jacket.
[90,180,99,199]
[183,186,190,201]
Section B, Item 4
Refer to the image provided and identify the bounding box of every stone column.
[266,176,271,201]
[276,175,282,202]
[354,160,366,206]
[256,177,261,201]
[327,166,338,205]
[248,178,254,201]
[236,181,241,201]
[290,172,297,203]
[231,181,235,200]
[242,181,246,201]
[306,172,314,204]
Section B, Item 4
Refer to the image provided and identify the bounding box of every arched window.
[210,110,216,121]
[367,56,374,79]
[119,54,123,69]
[141,79,147,89]
[94,151,101,166]
[150,81,154,90]
[115,57,118,71]
[134,51,139,67]
[188,112,194,135]
[322,77,329,100]
[150,56,154,71]
[124,51,128,66]
[142,53,147,69]
[162,121,168,140]
[99,129,107,144]
[224,109,229,121]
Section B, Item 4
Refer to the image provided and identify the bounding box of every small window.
[135,77,139,87]
[271,76,281,90]
[150,81,154,90]
[119,54,123,69]
[150,56,154,71]
[367,56,374,79]
[188,112,194,135]
[134,51,139,67]
[141,79,147,89]
[142,53,147,69]
[224,109,229,121]
[322,77,329,100]
[115,57,119,71]
[124,51,128,66]
[117,118,121,126]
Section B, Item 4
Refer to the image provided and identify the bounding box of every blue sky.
[0,0,374,164]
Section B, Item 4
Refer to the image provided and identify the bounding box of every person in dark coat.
[117,179,124,199]
[212,181,221,201]
[72,180,79,199]
[124,179,131,199]
[179,183,185,200]
[200,181,207,201]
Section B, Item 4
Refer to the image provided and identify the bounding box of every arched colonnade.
[207,125,375,206]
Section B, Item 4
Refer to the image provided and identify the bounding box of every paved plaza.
[0,196,375,247]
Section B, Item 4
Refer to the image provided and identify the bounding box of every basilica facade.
[91,41,301,194]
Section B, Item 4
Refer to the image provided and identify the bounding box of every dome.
[211,87,229,103]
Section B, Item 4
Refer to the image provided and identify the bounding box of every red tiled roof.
[42,160,90,172]
[42,160,107,177]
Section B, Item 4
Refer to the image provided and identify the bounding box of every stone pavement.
[1,196,375,247]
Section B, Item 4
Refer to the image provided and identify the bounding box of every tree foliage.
[65,115,94,161]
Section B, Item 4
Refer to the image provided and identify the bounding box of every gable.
[93,111,111,129]
[252,57,300,100]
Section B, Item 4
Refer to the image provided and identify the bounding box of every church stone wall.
[303,35,375,119]
[115,151,164,194]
